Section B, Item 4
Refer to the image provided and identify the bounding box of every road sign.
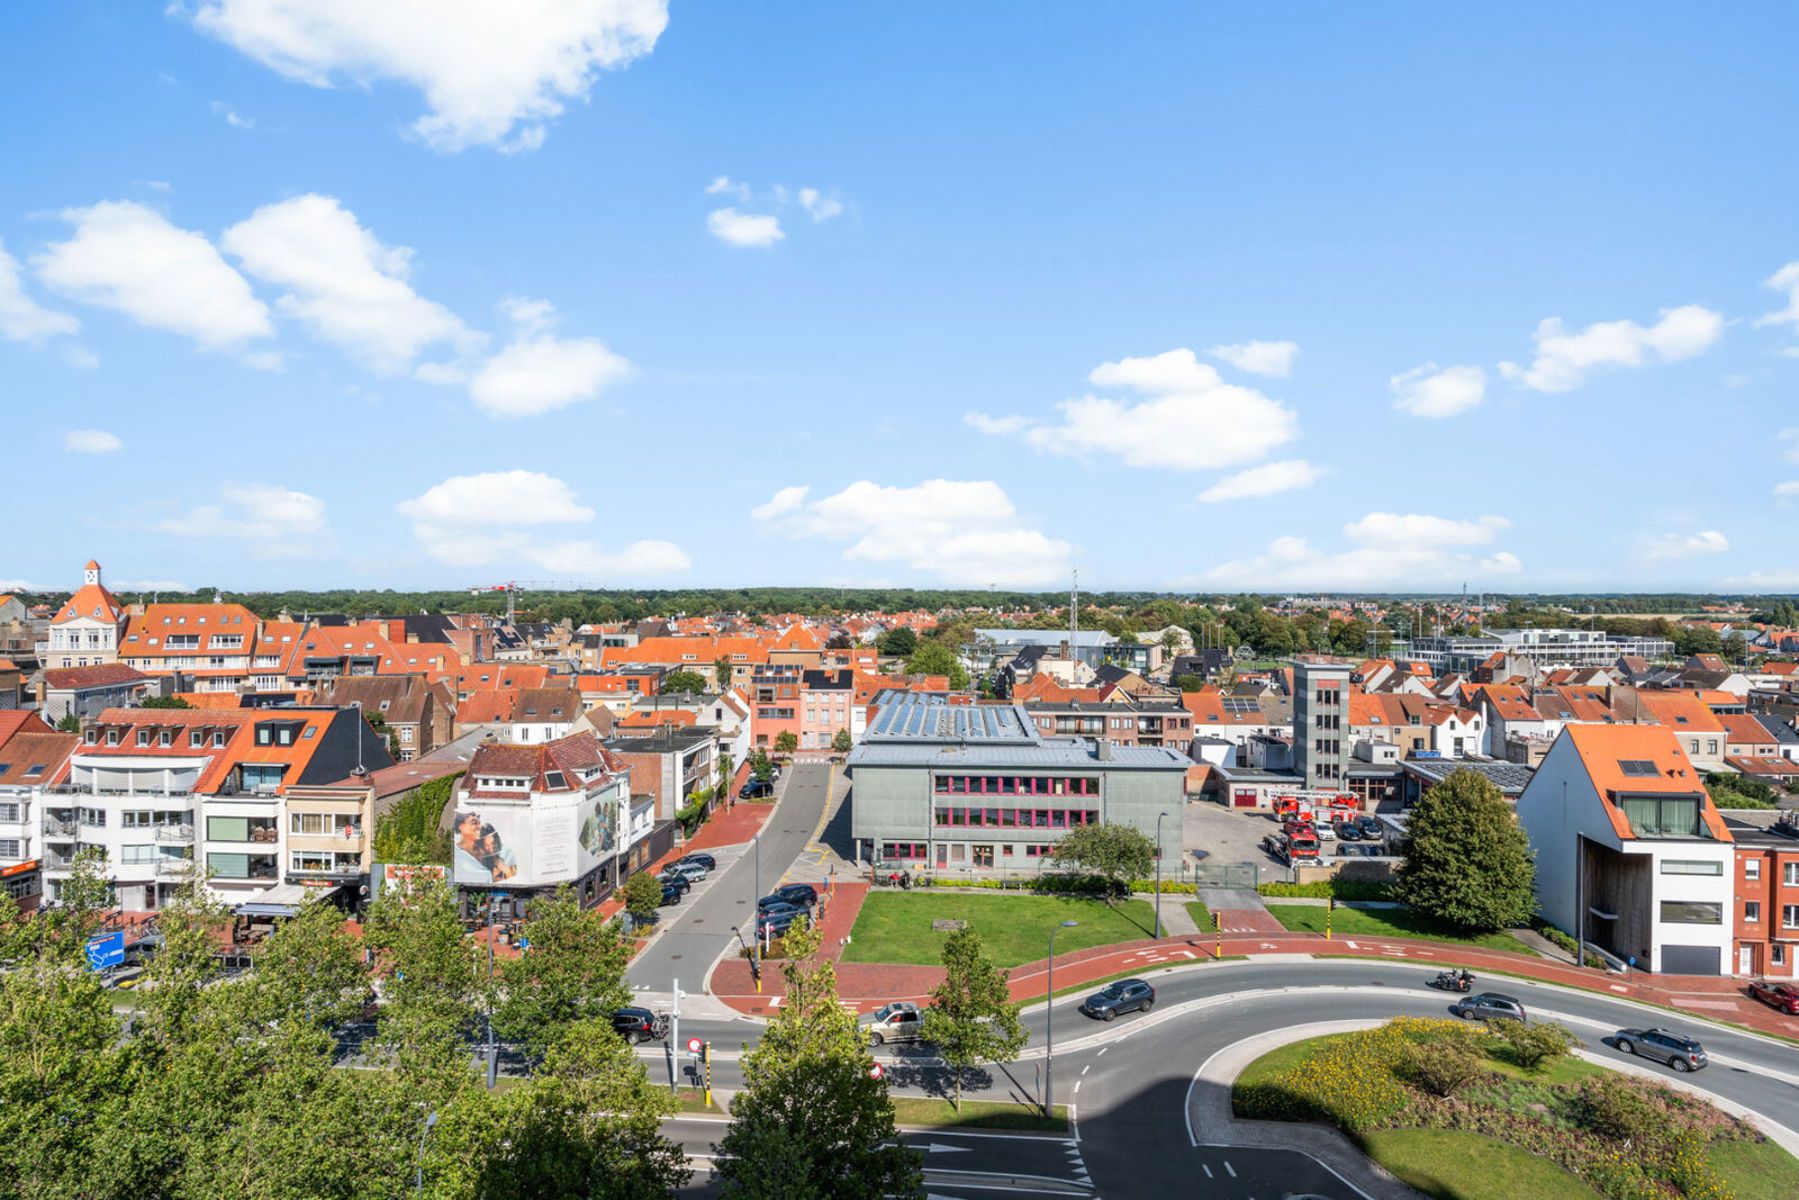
[85,930,125,972]
[687,1037,704,1055]
[868,1063,884,1080]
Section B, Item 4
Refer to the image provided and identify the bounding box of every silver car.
[862,1001,925,1046]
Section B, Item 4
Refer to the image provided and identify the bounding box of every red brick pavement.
[1210,907,1285,935]
[711,929,1799,1036]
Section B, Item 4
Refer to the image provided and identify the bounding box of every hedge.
[1531,919,1608,969]
[909,874,1198,895]
[1257,879,1396,901]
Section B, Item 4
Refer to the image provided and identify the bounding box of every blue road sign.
[85,930,125,972]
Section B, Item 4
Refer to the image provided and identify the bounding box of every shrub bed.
[1256,879,1396,901]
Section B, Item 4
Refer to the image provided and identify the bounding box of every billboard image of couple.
[454,787,618,888]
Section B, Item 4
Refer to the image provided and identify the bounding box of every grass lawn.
[1358,1129,1600,1199]
[1264,903,1536,955]
[890,1097,1068,1132]
[1707,1138,1799,1200]
[1232,1033,1346,1095]
[841,892,1158,966]
[1184,901,1214,932]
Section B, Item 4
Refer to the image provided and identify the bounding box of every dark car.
[610,1007,668,1044]
[1449,992,1527,1023]
[1333,820,1362,841]
[757,908,805,939]
[1615,1027,1708,1072]
[756,895,805,915]
[772,882,818,908]
[1353,814,1383,839]
[676,853,717,872]
[656,870,692,893]
[740,778,775,800]
[1748,980,1799,1015]
[658,882,685,906]
[1080,978,1155,1022]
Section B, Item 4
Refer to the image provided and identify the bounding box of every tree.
[920,928,1027,1110]
[1172,673,1206,692]
[371,772,461,865]
[774,731,798,756]
[1397,770,1535,932]
[1486,1019,1578,1072]
[715,919,920,1199]
[623,871,663,928]
[493,886,632,1061]
[905,640,969,689]
[364,877,487,1070]
[749,749,775,782]
[831,728,852,753]
[662,669,708,695]
[876,626,917,657]
[137,694,193,709]
[1400,1038,1484,1097]
[245,898,370,1032]
[56,713,80,733]
[715,655,735,692]
[1050,823,1155,902]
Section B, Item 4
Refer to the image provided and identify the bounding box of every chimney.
[1097,738,1113,761]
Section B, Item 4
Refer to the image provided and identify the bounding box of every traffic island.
[890,1098,1069,1133]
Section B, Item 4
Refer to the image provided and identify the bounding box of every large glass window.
[1619,796,1703,838]
[208,816,250,842]
[1658,901,1723,925]
[119,844,156,865]
[1660,860,1723,876]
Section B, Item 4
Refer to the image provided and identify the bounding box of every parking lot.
[1182,798,1394,883]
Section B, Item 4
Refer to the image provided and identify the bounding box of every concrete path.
[1135,892,1201,935]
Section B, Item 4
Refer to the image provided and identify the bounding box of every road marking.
[1223,1160,1235,1178]
[1072,1081,1081,1095]
[1201,1164,1212,1179]
[918,1142,972,1154]
[1080,1065,1090,1076]
[1096,1046,1107,1056]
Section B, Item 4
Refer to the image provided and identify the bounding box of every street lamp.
[752,830,762,986]
[1044,919,1078,1118]
[1154,810,1170,938]
[414,1110,438,1197]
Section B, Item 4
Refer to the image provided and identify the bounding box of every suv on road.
[610,1007,668,1044]
[1080,978,1155,1022]
[1749,980,1799,1015]
[863,1001,925,1046]
[1449,992,1527,1023]
[658,881,685,906]
[1615,1027,1708,1072]
[1352,814,1383,840]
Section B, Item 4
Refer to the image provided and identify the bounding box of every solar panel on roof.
[1618,759,1658,777]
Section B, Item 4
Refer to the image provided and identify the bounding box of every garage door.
[1234,790,1259,808]
[1661,945,1721,976]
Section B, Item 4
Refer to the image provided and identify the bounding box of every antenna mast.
[1069,568,1079,647]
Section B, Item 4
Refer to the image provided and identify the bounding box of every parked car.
[757,907,805,938]
[1353,814,1383,839]
[1080,978,1156,1022]
[1748,980,1799,1015]
[1314,821,1337,841]
[1449,992,1527,1023]
[1334,820,1362,841]
[862,1001,925,1046]
[658,882,685,906]
[610,1007,668,1044]
[771,882,818,908]
[675,852,717,872]
[740,778,775,800]
[656,870,691,893]
[1614,1027,1708,1072]
[756,895,805,915]
[665,861,709,883]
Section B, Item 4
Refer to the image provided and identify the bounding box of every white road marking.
[1224,1160,1236,1178]
[1201,1164,1213,1179]
[1072,1080,1081,1095]
[1080,1065,1090,1076]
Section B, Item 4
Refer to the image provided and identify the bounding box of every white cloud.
[707,208,783,248]
[797,187,844,222]
[0,239,80,343]
[185,0,668,152]
[1207,340,1298,378]
[1390,363,1487,419]
[64,429,123,454]
[114,579,193,593]
[0,579,56,593]
[1645,530,1730,561]
[1003,348,1299,470]
[157,483,327,550]
[1779,428,1799,465]
[752,479,1072,587]
[1197,459,1320,503]
[34,201,271,351]
[210,100,255,129]
[1757,261,1799,337]
[398,469,686,577]
[1204,511,1518,589]
[221,193,476,374]
[1498,304,1723,392]
[705,175,750,202]
[962,411,1032,436]
[466,298,631,418]
[1776,481,1799,498]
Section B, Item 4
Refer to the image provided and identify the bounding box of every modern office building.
[1399,628,1674,673]
[846,692,1186,873]
[1293,659,1352,791]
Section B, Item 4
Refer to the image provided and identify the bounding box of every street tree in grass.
[1397,769,1535,932]
[715,918,920,1200]
[749,748,775,782]
[494,885,632,1060]
[662,668,708,695]
[1050,823,1155,902]
[920,927,1028,1110]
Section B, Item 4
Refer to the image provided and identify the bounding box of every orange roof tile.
[1562,724,1729,842]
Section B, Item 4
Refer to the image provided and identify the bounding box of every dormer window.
[85,730,98,745]
[190,731,203,747]
[158,730,173,747]
[106,730,120,745]
[136,730,150,746]
[213,731,227,747]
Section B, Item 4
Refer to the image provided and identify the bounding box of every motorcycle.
[1430,970,1474,993]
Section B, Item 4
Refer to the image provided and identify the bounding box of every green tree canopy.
[1397,770,1536,931]
[372,772,461,865]
[774,731,798,755]
[876,626,917,657]
[493,887,632,1060]
[1049,823,1155,901]
[919,927,1027,1110]
[623,871,663,927]
[831,728,852,753]
[661,669,708,695]
[905,640,969,689]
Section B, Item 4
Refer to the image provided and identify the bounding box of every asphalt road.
[626,762,833,999]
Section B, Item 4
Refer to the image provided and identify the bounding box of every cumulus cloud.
[158,483,327,554]
[1204,511,1518,589]
[707,208,784,248]
[1499,305,1723,392]
[797,187,844,222]
[1207,340,1298,378]
[996,348,1299,470]
[1757,261,1799,339]
[1390,363,1487,418]
[222,194,477,374]
[1645,530,1730,561]
[1198,460,1319,503]
[184,0,667,152]
[0,239,79,343]
[705,175,751,202]
[465,298,631,418]
[962,412,1033,436]
[1780,428,1799,465]
[752,479,1072,586]
[398,469,686,578]
[1774,481,1799,499]
[64,429,123,454]
[34,201,272,352]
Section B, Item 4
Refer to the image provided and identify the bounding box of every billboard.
[454,781,623,889]
[373,863,449,899]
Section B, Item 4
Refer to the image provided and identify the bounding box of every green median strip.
[891,1097,1068,1132]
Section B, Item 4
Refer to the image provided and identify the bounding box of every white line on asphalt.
[1080,1064,1090,1076]
[1223,1160,1235,1178]
[1201,1164,1212,1178]
[1072,1080,1081,1095]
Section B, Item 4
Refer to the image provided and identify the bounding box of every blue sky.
[2,3,1796,595]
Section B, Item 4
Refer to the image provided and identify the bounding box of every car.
[1314,821,1337,840]
[610,1007,668,1044]
[1449,992,1527,1023]
[771,882,818,908]
[1614,1027,1708,1072]
[1334,820,1362,841]
[665,861,709,883]
[1080,978,1155,1022]
[1748,980,1799,1015]
[1353,814,1383,839]
[756,895,805,915]
[740,778,775,800]
[757,908,805,938]
[1260,833,1285,854]
[675,852,717,872]
[656,870,691,893]
[658,882,685,906]
[862,1001,925,1046]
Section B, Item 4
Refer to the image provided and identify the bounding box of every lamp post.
[1154,810,1169,938]
[753,830,762,990]
[1044,919,1078,1118]
[414,1110,438,1197]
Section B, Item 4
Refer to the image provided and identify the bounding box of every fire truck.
[1271,792,1361,825]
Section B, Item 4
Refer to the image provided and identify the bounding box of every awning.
[234,882,318,918]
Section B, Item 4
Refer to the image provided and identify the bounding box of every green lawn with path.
[842,892,1158,966]
[1183,901,1214,933]
[889,1097,1067,1132]
[1359,1129,1601,1199]
[1264,903,1536,954]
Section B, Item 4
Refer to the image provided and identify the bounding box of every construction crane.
[465,580,584,624]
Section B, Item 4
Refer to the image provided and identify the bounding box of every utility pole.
[670,978,681,1095]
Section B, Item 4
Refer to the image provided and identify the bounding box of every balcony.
[154,824,196,845]
[155,857,196,877]
[43,816,77,838]
[42,851,73,871]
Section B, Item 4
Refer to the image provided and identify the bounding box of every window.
[120,844,156,865]
[1659,901,1723,925]
[1777,944,1789,967]
[0,839,17,858]
[0,803,16,823]
[189,731,203,748]
[1787,863,1799,888]
[1619,796,1703,838]
[121,811,155,829]
[158,730,173,747]
[1786,905,1799,931]
[136,730,151,747]
[1746,860,1762,880]
[1618,759,1659,777]
[1746,901,1761,923]
[290,813,360,836]
[1660,860,1723,876]
[1707,740,1719,755]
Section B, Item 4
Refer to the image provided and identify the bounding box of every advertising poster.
[452,805,533,887]
[577,786,619,876]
